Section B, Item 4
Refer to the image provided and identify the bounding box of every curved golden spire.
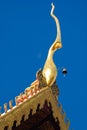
[42,3,62,86]
[51,3,61,43]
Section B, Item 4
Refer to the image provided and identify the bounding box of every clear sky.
[0,0,87,130]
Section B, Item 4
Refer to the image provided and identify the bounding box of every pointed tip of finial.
[50,2,55,15]
[51,2,55,8]
[51,2,53,6]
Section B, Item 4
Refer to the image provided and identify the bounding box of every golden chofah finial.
[42,3,62,86]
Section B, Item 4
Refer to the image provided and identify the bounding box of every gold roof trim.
[0,86,70,130]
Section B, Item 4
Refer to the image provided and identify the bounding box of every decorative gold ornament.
[42,3,62,86]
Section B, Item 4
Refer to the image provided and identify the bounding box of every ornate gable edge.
[0,86,70,130]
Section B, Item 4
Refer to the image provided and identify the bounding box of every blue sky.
[0,0,87,130]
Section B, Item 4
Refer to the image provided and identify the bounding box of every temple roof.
[0,83,70,130]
